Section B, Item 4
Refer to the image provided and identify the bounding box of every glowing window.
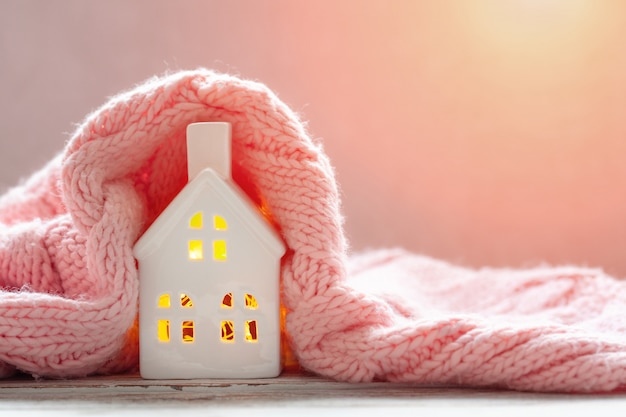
[182,321,194,343]
[221,320,235,342]
[189,212,203,229]
[158,294,171,309]
[157,319,170,342]
[188,240,203,261]
[213,240,227,261]
[214,215,228,231]
[180,294,193,308]
[221,293,233,308]
[244,293,258,310]
[245,320,258,342]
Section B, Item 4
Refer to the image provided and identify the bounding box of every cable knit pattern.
[1,69,626,391]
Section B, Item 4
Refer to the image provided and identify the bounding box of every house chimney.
[186,122,232,181]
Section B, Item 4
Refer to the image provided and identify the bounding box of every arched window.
[187,212,228,262]
[219,293,259,343]
[221,293,233,308]
[155,293,195,343]
[213,214,227,261]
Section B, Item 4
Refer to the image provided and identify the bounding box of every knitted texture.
[1,69,626,391]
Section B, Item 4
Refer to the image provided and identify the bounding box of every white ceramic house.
[134,122,286,379]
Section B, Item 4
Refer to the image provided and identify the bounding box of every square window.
[188,240,203,261]
[213,240,227,261]
[182,321,194,343]
[221,320,235,342]
[245,320,258,342]
[157,320,170,342]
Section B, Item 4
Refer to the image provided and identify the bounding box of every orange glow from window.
[221,320,235,342]
[180,294,193,308]
[245,320,258,342]
[221,293,233,308]
[182,321,194,343]
[244,293,258,310]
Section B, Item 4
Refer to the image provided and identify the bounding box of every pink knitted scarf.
[1,69,626,392]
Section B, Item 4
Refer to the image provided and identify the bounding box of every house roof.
[133,168,286,260]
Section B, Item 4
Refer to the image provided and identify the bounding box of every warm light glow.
[180,294,193,308]
[158,319,170,342]
[221,293,233,308]
[214,215,228,231]
[158,294,171,309]
[462,0,598,58]
[189,240,203,261]
[182,320,194,343]
[244,293,258,310]
[189,212,203,229]
[245,320,258,342]
[221,320,235,342]
[467,0,591,34]
[213,240,227,261]
[281,304,299,370]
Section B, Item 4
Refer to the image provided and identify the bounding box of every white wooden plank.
[1,372,626,417]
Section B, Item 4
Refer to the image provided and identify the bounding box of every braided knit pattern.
[1,69,626,391]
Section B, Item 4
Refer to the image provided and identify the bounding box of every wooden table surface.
[1,371,625,416]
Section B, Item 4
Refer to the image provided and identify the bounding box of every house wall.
[138,189,281,378]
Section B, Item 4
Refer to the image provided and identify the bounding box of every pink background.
[2,0,626,276]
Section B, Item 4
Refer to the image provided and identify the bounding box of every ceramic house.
[134,122,286,379]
